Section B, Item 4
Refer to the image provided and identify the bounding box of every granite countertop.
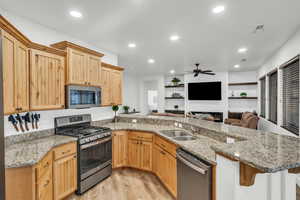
[109,115,300,173]
[5,135,77,168]
[103,122,219,165]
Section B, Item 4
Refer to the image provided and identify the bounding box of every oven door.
[79,136,112,180]
[67,85,101,109]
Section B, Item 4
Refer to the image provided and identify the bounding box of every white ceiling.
[1,0,300,75]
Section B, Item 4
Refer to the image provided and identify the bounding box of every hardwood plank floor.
[67,168,175,200]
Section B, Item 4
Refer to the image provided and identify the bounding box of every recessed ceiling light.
[212,5,225,14]
[238,47,248,53]
[170,70,175,74]
[70,10,83,18]
[170,35,180,41]
[128,43,136,48]
[234,64,240,68]
[148,59,155,64]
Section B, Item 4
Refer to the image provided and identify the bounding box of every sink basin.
[160,130,191,137]
[173,136,197,141]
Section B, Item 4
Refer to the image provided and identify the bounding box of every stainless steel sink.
[173,136,197,141]
[160,130,191,137]
[160,130,196,141]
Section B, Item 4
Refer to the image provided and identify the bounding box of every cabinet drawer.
[129,131,153,141]
[155,136,177,157]
[54,142,77,160]
[37,169,53,200]
[37,152,53,179]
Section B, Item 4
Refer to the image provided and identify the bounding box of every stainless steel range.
[55,114,112,194]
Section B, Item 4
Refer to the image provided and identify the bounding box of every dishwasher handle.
[177,153,207,175]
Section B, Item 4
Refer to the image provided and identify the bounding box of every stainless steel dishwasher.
[177,149,212,200]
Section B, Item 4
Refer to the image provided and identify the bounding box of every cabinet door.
[140,141,152,171]
[113,131,128,168]
[68,48,87,85]
[53,154,77,200]
[87,55,101,86]
[101,67,112,106]
[165,152,177,197]
[110,70,123,105]
[37,169,53,200]
[127,139,141,168]
[15,40,29,112]
[2,30,17,114]
[30,49,65,110]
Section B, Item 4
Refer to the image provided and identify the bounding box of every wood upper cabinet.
[111,69,123,105]
[68,48,87,85]
[87,54,102,86]
[2,30,29,114]
[51,41,103,86]
[113,131,128,168]
[30,49,65,110]
[101,65,123,106]
[101,67,112,106]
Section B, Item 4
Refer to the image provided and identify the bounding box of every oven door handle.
[177,153,207,175]
[81,137,111,149]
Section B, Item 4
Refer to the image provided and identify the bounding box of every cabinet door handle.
[43,180,50,188]
[43,162,49,168]
[160,151,166,155]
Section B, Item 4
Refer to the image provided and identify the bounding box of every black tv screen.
[188,82,222,100]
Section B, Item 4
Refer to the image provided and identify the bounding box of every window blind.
[268,71,277,124]
[260,77,266,118]
[281,58,299,135]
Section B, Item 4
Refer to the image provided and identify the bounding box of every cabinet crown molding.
[50,41,105,58]
[0,15,66,57]
[102,62,124,71]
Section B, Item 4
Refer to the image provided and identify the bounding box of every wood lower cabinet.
[128,139,142,168]
[140,140,153,171]
[53,154,77,200]
[113,131,128,168]
[2,29,29,114]
[30,49,65,110]
[5,142,77,200]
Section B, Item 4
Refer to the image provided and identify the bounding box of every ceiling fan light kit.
[188,63,216,77]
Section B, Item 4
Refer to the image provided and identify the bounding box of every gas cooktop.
[58,126,111,138]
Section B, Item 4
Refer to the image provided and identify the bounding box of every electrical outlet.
[226,137,235,144]
[132,119,137,123]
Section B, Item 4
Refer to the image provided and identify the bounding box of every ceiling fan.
[185,63,216,77]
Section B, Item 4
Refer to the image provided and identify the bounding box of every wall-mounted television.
[188,81,222,100]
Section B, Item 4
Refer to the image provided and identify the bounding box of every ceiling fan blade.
[201,72,216,75]
[201,70,213,73]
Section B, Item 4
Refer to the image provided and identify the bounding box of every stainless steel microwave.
[66,85,101,109]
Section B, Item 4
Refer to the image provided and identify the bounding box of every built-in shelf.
[165,109,185,114]
[229,97,258,99]
[228,82,258,86]
[165,97,185,100]
[165,84,184,88]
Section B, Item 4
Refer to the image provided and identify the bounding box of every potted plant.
[240,92,247,97]
[171,77,181,86]
[123,105,130,114]
[112,105,119,122]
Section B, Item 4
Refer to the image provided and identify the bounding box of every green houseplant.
[171,77,181,86]
[240,92,247,97]
[123,105,130,114]
[112,105,119,122]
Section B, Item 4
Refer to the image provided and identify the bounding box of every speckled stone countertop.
[5,135,77,168]
[105,114,300,173]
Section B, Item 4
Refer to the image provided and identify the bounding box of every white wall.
[0,9,139,136]
[257,27,300,137]
[122,72,140,112]
[228,71,258,112]
[185,72,229,119]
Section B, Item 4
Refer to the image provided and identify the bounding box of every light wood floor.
[67,168,175,200]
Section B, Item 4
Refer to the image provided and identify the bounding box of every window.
[260,77,266,118]
[268,71,278,123]
[281,57,299,135]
